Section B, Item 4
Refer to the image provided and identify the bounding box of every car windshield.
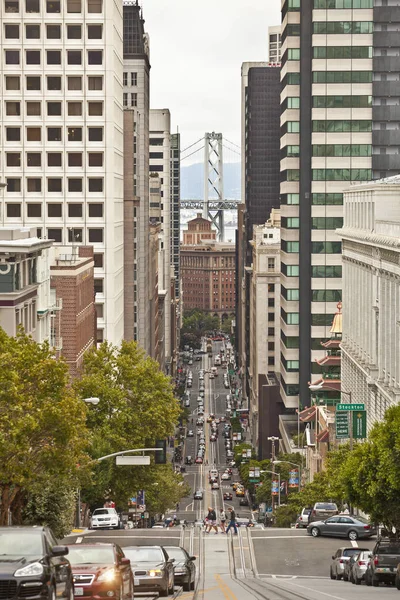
[343,549,360,557]
[124,548,164,562]
[93,509,113,515]
[67,546,115,565]
[316,503,337,510]
[0,532,43,556]
[165,548,186,561]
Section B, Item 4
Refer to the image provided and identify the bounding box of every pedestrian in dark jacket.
[226,508,238,535]
[205,507,218,534]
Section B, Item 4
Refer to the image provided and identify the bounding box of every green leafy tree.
[23,481,77,539]
[180,310,220,349]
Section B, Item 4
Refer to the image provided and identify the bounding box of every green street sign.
[249,478,260,484]
[336,412,349,438]
[337,403,365,411]
[353,410,367,439]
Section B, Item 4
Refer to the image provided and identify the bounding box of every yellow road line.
[215,574,238,600]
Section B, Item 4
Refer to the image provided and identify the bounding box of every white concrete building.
[268,25,281,63]
[0,0,124,345]
[338,176,400,429]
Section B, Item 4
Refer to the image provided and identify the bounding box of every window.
[282,309,300,325]
[268,258,275,271]
[5,50,20,64]
[88,228,103,243]
[26,24,40,38]
[93,253,103,268]
[47,153,62,167]
[68,127,82,142]
[68,228,83,242]
[5,0,19,11]
[27,152,41,167]
[288,0,300,9]
[96,304,104,318]
[26,102,40,117]
[46,24,60,39]
[26,76,40,91]
[123,72,128,86]
[88,102,103,116]
[47,178,62,193]
[280,331,299,349]
[94,278,104,294]
[311,314,336,326]
[68,179,82,192]
[68,153,82,167]
[287,97,300,109]
[68,102,82,116]
[287,121,300,133]
[6,128,21,142]
[47,102,61,116]
[27,178,41,192]
[313,21,373,34]
[88,24,102,38]
[312,217,343,230]
[313,46,372,59]
[123,93,128,107]
[288,48,300,60]
[27,203,41,217]
[88,178,103,192]
[312,265,342,278]
[6,101,20,116]
[314,0,373,8]
[287,145,300,157]
[88,128,103,142]
[47,127,62,142]
[88,50,102,65]
[312,169,372,181]
[47,76,61,91]
[67,24,81,39]
[7,178,21,192]
[312,289,341,302]
[47,228,62,242]
[88,76,102,90]
[67,76,82,91]
[312,120,372,133]
[312,144,371,157]
[6,76,20,90]
[47,50,61,65]
[281,240,299,253]
[312,193,343,205]
[7,153,21,167]
[46,0,60,12]
[130,93,137,107]
[88,0,102,13]
[47,203,62,217]
[26,50,40,64]
[67,0,81,11]
[6,203,21,218]
[88,153,103,167]
[88,203,103,217]
[68,203,82,217]
[27,127,41,142]
[5,24,19,38]
[282,263,299,277]
[131,72,137,86]
[67,50,81,65]
[282,287,300,301]
[312,95,372,109]
[313,71,372,84]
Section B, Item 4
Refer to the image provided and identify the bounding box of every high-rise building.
[170,133,181,300]
[0,0,124,345]
[279,0,399,412]
[268,25,282,63]
[123,1,151,352]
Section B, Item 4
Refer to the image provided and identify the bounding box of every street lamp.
[308,383,353,450]
[273,460,302,490]
[83,397,100,405]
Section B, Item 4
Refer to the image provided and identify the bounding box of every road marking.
[76,537,83,544]
[280,579,353,599]
[87,535,181,539]
[215,574,238,600]
[350,540,358,547]
[251,535,313,540]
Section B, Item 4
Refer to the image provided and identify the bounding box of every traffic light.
[154,439,167,464]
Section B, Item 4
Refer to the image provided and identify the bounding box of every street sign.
[337,403,365,411]
[116,456,150,465]
[271,480,279,496]
[289,469,299,488]
[336,412,349,438]
[353,410,367,439]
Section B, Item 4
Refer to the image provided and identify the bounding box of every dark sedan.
[123,546,174,597]
[307,515,377,540]
[163,547,196,592]
[66,543,133,600]
[0,526,73,600]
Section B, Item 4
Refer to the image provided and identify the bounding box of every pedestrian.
[205,506,218,534]
[219,508,226,533]
[225,508,238,535]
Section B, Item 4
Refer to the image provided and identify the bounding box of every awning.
[298,406,317,422]
[316,429,329,443]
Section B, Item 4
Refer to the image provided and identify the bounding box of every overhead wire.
[180,137,204,155]
[181,146,204,163]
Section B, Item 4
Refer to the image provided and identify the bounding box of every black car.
[163,546,196,592]
[0,526,73,600]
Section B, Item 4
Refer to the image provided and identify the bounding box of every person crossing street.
[219,508,227,533]
[205,506,218,534]
[225,507,238,535]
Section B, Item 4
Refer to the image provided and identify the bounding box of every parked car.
[330,546,368,580]
[296,507,311,528]
[307,515,377,540]
[308,502,339,524]
[90,507,121,530]
[67,543,133,600]
[0,527,73,600]
[365,537,400,587]
[187,430,194,438]
[350,550,371,585]
[185,456,192,465]
[123,545,174,597]
[163,546,196,592]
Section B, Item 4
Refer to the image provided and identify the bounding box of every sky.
[142,0,281,159]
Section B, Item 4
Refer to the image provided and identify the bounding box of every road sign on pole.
[352,410,367,439]
[336,412,349,438]
[116,456,150,466]
[337,403,365,412]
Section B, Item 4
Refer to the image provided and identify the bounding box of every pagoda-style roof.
[310,378,342,391]
[298,406,317,422]
[321,339,341,349]
[316,355,341,367]
[316,429,329,443]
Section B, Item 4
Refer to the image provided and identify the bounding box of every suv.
[309,502,338,524]
[366,538,400,587]
[90,507,120,530]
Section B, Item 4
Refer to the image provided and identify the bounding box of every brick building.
[182,214,216,246]
[50,246,95,378]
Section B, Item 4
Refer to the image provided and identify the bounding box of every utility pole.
[267,436,279,510]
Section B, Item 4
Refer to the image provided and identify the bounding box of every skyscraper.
[268,25,282,63]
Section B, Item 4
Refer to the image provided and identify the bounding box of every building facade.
[182,214,216,246]
[268,25,282,63]
[170,133,181,301]
[339,176,400,429]
[0,0,124,345]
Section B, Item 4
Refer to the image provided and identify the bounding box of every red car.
[67,543,133,600]
[195,456,203,464]
[223,492,233,501]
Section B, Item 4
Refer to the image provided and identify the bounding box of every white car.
[221,473,231,480]
[90,507,120,530]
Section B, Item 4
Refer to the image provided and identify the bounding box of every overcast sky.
[143,0,281,158]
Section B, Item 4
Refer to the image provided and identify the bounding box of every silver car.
[350,550,371,585]
[308,515,377,541]
[330,546,366,580]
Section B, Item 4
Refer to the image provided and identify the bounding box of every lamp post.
[273,460,302,490]
[309,383,353,450]
[260,469,281,509]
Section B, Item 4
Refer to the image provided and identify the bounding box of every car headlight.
[148,570,163,577]
[15,562,44,577]
[98,569,116,582]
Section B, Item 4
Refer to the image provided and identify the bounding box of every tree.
[180,310,220,349]
[0,328,89,526]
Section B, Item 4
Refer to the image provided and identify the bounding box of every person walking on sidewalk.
[219,508,227,533]
[205,507,218,534]
[226,508,238,535]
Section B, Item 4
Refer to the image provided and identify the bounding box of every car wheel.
[183,579,191,592]
[311,527,320,537]
[396,575,400,590]
[330,568,336,580]
[365,572,371,586]
[348,530,358,541]
[355,577,361,585]
[336,574,342,581]
[191,577,195,591]
[343,573,348,582]
[372,575,380,587]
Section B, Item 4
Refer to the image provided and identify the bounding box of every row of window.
[314,0,373,7]
[4,101,103,118]
[281,355,300,373]
[313,95,372,108]
[312,120,372,132]
[4,23,102,40]
[5,0,103,13]
[313,71,372,84]
[123,93,137,108]
[312,144,372,157]
[281,217,343,229]
[4,49,103,66]
[2,127,104,143]
[312,168,372,180]
[282,312,336,327]
[282,263,343,277]
[313,46,372,59]
[313,21,373,34]
[123,72,137,87]
[4,202,104,218]
[282,240,342,253]
[1,151,102,168]
[280,193,343,206]
[6,177,103,192]
[4,74,103,91]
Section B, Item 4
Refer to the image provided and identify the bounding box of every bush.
[273,504,298,528]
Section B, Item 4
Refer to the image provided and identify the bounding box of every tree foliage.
[180,310,219,349]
